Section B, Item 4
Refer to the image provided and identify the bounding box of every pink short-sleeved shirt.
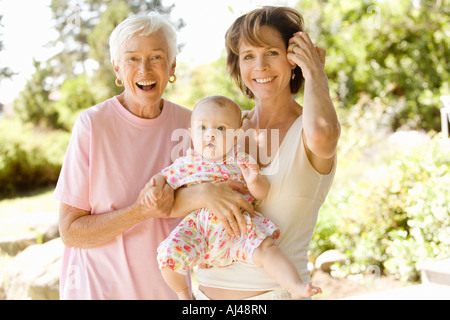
[53,96,191,299]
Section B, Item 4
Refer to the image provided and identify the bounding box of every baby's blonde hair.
[193,96,242,128]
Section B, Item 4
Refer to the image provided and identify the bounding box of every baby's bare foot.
[291,282,322,300]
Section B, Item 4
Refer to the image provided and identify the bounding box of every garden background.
[0,0,449,297]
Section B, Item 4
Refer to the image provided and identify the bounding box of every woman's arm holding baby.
[171,181,254,238]
[144,171,254,238]
[59,175,173,249]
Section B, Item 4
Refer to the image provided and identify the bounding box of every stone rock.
[29,212,60,243]
[3,238,63,300]
[0,212,60,256]
[420,259,450,286]
[0,283,5,300]
[0,233,37,256]
[29,255,61,300]
[315,250,347,273]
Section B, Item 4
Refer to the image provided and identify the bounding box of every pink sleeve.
[53,113,91,211]
[161,156,190,190]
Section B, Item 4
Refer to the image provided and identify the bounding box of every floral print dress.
[157,148,280,275]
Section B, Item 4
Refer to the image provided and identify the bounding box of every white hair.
[109,12,178,65]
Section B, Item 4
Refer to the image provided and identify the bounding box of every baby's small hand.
[136,174,174,218]
[148,186,163,206]
[238,160,260,185]
[142,177,164,207]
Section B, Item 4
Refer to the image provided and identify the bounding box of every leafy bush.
[54,74,98,131]
[311,97,450,282]
[297,0,450,131]
[0,119,70,198]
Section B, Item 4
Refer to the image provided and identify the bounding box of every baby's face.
[190,102,241,161]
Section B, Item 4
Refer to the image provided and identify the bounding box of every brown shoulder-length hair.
[225,6,305,99]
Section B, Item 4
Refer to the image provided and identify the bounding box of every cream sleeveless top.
[197,115,336,290]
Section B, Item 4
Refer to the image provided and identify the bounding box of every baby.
[147,96,321,300]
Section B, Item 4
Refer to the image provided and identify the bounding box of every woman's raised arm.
[288,32,340,173]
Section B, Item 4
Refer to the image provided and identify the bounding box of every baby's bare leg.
[161,268,192,300]
[252,237,322,299]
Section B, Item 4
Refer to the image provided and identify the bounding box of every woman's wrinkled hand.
[135,176,174,219]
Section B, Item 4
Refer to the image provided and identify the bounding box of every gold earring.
[169,75,177,84]
[115,78,124,87]
[291,70,296,80]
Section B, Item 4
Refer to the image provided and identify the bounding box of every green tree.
[13,60,58,128]
[164,55,253,110]
[0,14,15,108]
[55,74,98,130]
[49,0,97,78]
[296,0,450,131]
[87,1,132,101]
[0,15,14,80]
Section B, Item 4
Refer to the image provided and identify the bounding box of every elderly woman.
[54,12,193,299]
[175,7,340,300]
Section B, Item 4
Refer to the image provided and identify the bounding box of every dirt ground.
[311,270,407,300]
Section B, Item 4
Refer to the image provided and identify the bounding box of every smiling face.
[113,31,176,109]
[238,26,294,102]
[189,98,242,161]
